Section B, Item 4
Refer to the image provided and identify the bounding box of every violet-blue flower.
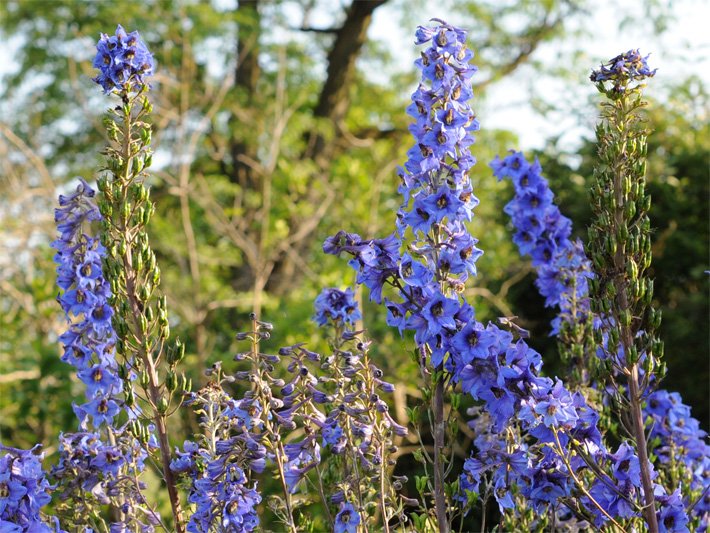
[334,502,360,533]
[93,25,154,94]
[313,287,362,328]
[590,49,656,93]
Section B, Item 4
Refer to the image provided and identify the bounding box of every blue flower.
[399,253,433,287]
[77,364,120,398]
[656,489,690,533]
[419,293,459,343]
[334,502,361,533]
[0,445,62,531]
[93,25,154,94]
[313,287,362,328]
[590,49,656,93]
[322,422,346,454]
[76,395,120,428]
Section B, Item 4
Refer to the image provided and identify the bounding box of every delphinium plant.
[93,24,189,531]
[225,289,408,532]
[50,177,159,531]
[1,17,708,533]
[587,50,665,530]
[326,20,610,531]
[494,149,709,531]
[326,21,708,533]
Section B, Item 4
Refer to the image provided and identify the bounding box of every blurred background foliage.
[0,0,707,516]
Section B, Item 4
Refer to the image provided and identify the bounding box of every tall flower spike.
[498,151,706,530]
[588,49,662,531]
[93,24,186,530]
[326,23,662,530]
[492,151,596,383]
[52,179,123,429]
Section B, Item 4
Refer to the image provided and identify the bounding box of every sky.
[370,0,710,151]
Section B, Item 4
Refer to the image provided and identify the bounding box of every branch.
[314,0,388,121]
[296,25,339,34]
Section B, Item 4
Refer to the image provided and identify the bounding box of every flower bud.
[140,370,150,389]
[153,398,168,416]
[165,371,178,392]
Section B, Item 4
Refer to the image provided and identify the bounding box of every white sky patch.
[370,0,710,152]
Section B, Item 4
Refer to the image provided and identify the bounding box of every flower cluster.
[51,430,159,532]
[313,287,361,328]
[0,445,62,532]
[497,151,706,530]
[491,151,594,337]
[186,462,261,533]
[590,49,656,93]
[170,368,262,533]
[52,179,122,429]
[645,390,710,527]
[326,23,664,529]
[316,329,408,519]
[324,20,482,374]
[93,24,154,94]
[187,294,408,530]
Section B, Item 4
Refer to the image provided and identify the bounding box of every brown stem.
[117,105,186,533]
[123,245,185,532]
[627,365,658,532]
[610,100,658,533]
[379,439,391,533]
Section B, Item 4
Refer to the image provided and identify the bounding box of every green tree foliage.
[0,0,580,452]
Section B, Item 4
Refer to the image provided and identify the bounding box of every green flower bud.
[160,322,170,340]
[165,370,178,393]
[132,251,143,272]
[181,375,192,393]
[141,205,151,225]
[620,309,632,328]
[140,370,150,389]
[626,345,639,364]
[168,338,186,365]
[122,201,131,224]
[125,388,135,407]
[627,258,638,280]
[139,313,148,333]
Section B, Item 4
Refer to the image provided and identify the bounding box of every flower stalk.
[588,50,661,532]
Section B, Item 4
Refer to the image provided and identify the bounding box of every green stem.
[433,372,448,533]
[250,316,297,533]
[112,100,185,532]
